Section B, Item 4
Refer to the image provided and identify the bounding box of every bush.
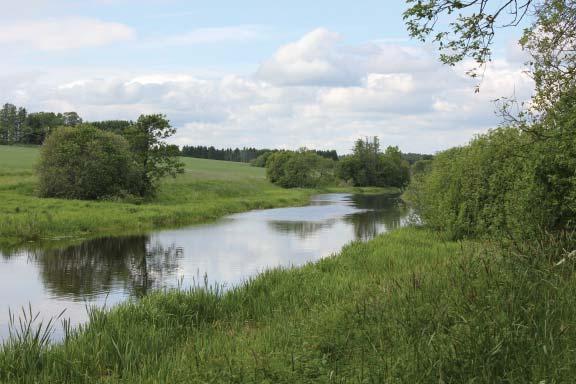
[38,125,139,200]
[406,92,576,241]
[250,151,273,167]
[265,150,335,188]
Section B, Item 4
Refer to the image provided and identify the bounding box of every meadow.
[0,145,390,250]
[2,227,575,382]
[3,145,575,383]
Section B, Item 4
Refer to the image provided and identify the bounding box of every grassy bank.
[0,145,396,249]
[2,227,575,382]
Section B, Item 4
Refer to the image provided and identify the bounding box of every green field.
[0,146,305,249]
[0,145,392,250]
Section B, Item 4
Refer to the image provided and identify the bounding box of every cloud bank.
[0,28,534,153]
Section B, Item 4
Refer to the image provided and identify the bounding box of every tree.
[266,150,335,188]
[38,125,139,200]
[124,114,184,196]
[337,137,410,188]
[24,112,65,144]
[403,1,576,243]
[404,0,535,78]
[404,0,575,114]
[62,111,82,126]
[0,103,18,144]
[90,120,134,135]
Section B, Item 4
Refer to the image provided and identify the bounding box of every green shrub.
[406,88,576,241]
[250,151,273,167]
[38,125,139,200]
[265,150,335,188]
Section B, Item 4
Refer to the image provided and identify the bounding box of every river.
[0,193,410,340]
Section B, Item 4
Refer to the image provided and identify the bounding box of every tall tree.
[25,112,65,144]
[62,111,82,126]
[124,114,184,196]
[0,103,18,144]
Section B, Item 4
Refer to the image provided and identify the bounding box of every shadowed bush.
[38,125,139,200]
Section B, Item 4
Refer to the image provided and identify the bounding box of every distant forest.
[0,102,431,164]
[181,146,339,163]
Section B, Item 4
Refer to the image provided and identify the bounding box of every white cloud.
[0,28,535,154]
[0,18,135,51]
[256,28,356,86]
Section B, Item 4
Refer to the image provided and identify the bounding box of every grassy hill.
[0,145,313,249]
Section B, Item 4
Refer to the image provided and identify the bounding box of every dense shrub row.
[406,90,576,241]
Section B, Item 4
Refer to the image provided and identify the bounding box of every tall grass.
[1,227,574,383]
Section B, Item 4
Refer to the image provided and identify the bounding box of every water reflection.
[268,220,338,238]
[344,195,408,240]
[267,194,408,241]
[0,193,410,340]
[30,236,182,299]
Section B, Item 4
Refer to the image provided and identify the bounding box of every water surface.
[0,193,409,340]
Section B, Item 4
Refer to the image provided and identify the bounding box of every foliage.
[0,103,82,145]
[37,125,139,200]
[404,0,576,121]
[406,88,576,240]
[250,150,274,167]
[2,228,576,382]
[181,145,270,163]
[123,114,184,197]
[265,149,335,188]
[337,137,410,188]
[90,120,134,135]
[404,0,534,79]
[401,152,433,165]
[0,103,27,145]
[520,1,576,115]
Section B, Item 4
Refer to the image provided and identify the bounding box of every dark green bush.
[265,150,335,188]
[38,125,139,200]
[406,90,576,240]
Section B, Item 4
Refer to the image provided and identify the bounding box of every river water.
[0,193,410,340]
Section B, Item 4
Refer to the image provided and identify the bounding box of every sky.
[0,0,535,154]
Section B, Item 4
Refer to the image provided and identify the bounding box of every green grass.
[2,227,575,383]
[0,146,395,250]
[2,145,575,382]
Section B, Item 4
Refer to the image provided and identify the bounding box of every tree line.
[181,146,268,163]
[181,145,339,164]
[0,103,82,145]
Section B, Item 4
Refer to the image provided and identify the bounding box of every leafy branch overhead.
[405,0,576,119]
[404,0,534,76]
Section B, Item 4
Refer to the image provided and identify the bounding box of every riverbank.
[3,227,574,382]
[0,145,397,250]
[0,227,458,382]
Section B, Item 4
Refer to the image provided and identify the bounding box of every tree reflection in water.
[344,195,408,241]
[267,194,409,241]
[268,219,338,239]
[29,236,182,300]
